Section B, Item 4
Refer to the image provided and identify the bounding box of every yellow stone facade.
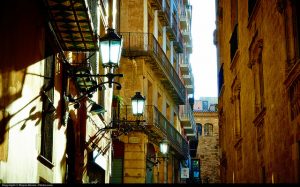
[110,0,195,183]
[0,0,194,184]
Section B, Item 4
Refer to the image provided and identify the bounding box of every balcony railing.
[180,61,192,75]
[149,0,163,10]
[120,32,186,104]
[116,105,189,159]
[158,0,171,26]
[173,29,184,53]
[167,13,178,41]
[180,6,188,29]
[180,103,197,139]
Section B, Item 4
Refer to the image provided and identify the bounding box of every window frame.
[204,123,213,136]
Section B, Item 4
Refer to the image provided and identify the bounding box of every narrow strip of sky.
[190,0,218,99]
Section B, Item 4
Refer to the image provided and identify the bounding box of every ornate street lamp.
[159,139,169,183]
[66,28,123,105]
[131,92,146,116]
[99,28,123,68]
[159,139,169,155]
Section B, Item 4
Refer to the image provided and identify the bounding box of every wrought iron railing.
[157,0,170,25]
[177,29,184,46]
[146,105,189,159]
[120,32,186,104]
[117,105,189,159]
[171,14,178,35]
[180,103,197,133]
[149,0,163,10]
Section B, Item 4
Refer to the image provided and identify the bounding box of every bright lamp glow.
[100,41,109,65]
[99,28,123,67]
[159,139,169,155]
[131,92,145,116]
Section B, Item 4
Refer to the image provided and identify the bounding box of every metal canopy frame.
[44,0,98,51]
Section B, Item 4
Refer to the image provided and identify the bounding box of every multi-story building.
[216,0,300,183]
[0,0,121,183]
[0,0,196,184]
[109,0,197,183]
[193,97,220,183]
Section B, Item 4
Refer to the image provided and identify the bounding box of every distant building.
[193,97,220,183]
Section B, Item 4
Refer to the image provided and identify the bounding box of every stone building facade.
[216,0,300,183]
[0,0,115,183]
[110,0,197,183]
[193,97,220,183]
[0,0,196,184]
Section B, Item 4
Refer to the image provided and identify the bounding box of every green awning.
[44,0,98,51]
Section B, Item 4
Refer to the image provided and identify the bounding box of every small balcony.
[180,61,192,75]
[186,4,192,19]
[180,4,192,30]
[166,14,178,41]
[158,0,171,26]
[173,30,184,53]
[182,74,193,85]
[180,103,197,140]
[180,8,188,29]
[120,32,186,105]
[116,105,189,160]
[182,73,194,95]
[149,0,163,10]
[182,29,192,44]
[185,41,193,54]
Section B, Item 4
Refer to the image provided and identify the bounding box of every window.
[288,1,300,120]
[218,64,224,94]
[40,31,55,162]
[249,35,264,114]
[232,78,241,138]
[209,104,217,112]
[254,45,264,113]
[248,0,258,19]
[230,24,238,62]
[230,0,238,62]
[256,120,265,152]
[197,123,202,136]
[40,55,55,162]
[189,140,198,157]
[236,144,242,170]
[292,0,300,57]
[204,124,213,136]
[202,101,208,111]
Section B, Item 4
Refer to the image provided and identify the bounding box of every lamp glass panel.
[117,40,123,63]
[137,100,145,114]
[109,40,121,66]
[132,100,145,115]
[160,142,169,154]
[132,100,138,115]
[100,40,109,65]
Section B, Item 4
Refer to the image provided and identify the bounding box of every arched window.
[197,123,202,136]
[204,124,213,136]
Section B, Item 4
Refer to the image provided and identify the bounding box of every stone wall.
[194,111,220,183]
[216,0,300,183]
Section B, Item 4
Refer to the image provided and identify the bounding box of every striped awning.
[44,0,99,51]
